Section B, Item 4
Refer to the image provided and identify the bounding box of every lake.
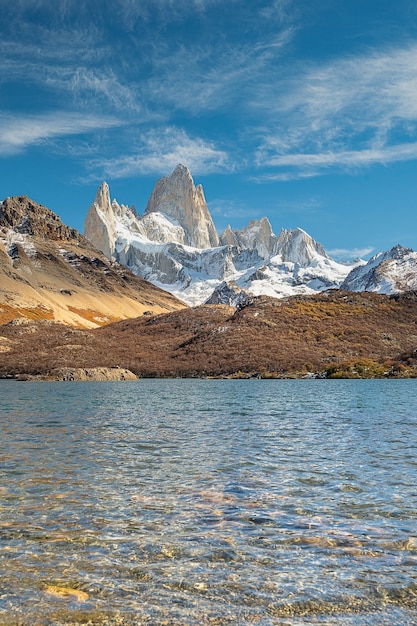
[0,379,416,625]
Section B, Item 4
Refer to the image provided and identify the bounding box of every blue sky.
[2,0,417,259]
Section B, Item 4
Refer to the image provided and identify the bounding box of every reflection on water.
[0,379,416,624]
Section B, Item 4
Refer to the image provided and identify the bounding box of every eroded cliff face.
[144,164,219,249]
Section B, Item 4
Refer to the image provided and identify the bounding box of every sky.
[2,0,417,260]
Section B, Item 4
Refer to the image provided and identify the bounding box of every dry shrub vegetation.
[1,290,417,379]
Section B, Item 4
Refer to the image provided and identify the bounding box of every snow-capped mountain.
[341,245,417,293]
[84,164,361,305]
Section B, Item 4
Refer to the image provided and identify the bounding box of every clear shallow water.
[0,379,416,625]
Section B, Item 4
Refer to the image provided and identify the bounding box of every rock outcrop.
[220,218,276,258]
[43,367,138,381]
[204,281,252,307]
[0,195,79,241]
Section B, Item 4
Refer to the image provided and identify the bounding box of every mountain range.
[1,179,417,379]
[84,164,417,306]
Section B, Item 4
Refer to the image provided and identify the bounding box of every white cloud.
[327,247,375,261]
[0,113,120,155]
[143,28,294,115]
[254,43,417,177]
[289,45,417,127]
[89,128,231,178]
[257,142,417,178]
[50,68,146,114]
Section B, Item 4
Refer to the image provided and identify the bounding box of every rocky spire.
[144,164,219,249]
[84,182,118,259]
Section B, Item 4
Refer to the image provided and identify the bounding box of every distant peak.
[93,182,112,213]
[389,244,413,258]
[276,227,329,265]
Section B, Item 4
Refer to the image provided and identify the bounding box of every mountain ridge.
[1,191,417,379]
[0,195,185,327]
[2,165,417,327]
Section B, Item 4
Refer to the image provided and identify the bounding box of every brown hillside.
[0,196,185,327]
[1,291,417,378]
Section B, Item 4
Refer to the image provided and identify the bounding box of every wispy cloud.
[114,0,230,26]
[259,142,417,173]
[9,0,417,187]
[0,113,120,156]
[143,28,294,115]
[88,127,231,179]
[0,0,295,125]
[210,200,265,223]
[254,43,417,177]
[48,68,146,114]
[328,246,375,261]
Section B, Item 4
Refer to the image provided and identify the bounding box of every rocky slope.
[0,195,185,327]
[84,164,358,305]
[1,291,417,379]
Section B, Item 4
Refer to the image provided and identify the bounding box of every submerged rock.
[44,584,89,602]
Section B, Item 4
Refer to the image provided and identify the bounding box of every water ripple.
[0,379,416,624]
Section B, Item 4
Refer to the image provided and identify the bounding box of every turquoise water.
[0,379,416,625]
